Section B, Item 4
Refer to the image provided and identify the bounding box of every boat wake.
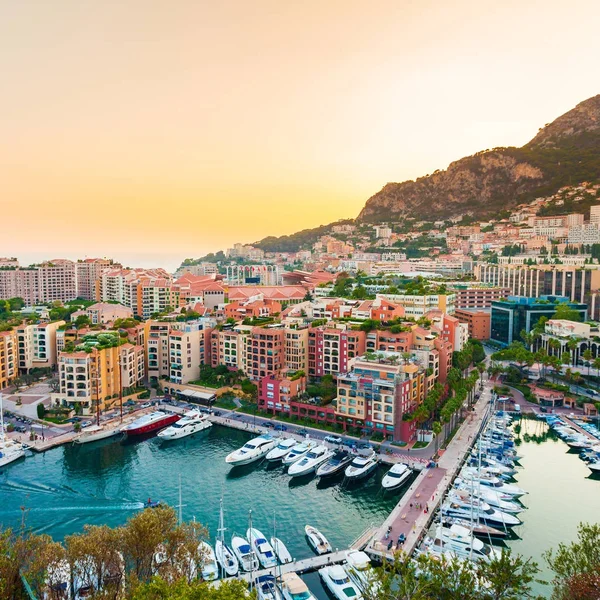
[0,502,145,516]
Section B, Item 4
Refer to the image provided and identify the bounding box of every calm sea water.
[506,417,600,596]
[0,425,401,599]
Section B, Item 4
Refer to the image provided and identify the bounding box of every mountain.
[357,94,600,223]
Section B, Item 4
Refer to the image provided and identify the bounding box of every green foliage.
[130,576,253,600]
[552,303,583,322]
[36,403,46,419]
[190,365,244,389]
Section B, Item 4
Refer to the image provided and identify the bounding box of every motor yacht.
[271,537,293,564]
[280,572,317,600]
[282,440,316,466]
[157,411,211,440]
[442,495,521,528]
[381,463,412,490]
[198,541,219,581]
[588,460,600,474]
[452,484,524,514]
[441,517,507,539]
[316,450,353,478]
[305,525,332,555]
[246,528,278,569]
[288,445,333,477]
[255,574,283,600]
[460,468,527,497]
[319,565,363,600]
[225,435,276,466]
[231,535,260,572]
[0,393,26,468]
[121,411,180,436]
[345,550,378,594]
[265,438,297,461]
[425,524,500,563]
[344,450,378,480]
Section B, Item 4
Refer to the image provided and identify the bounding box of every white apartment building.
[15,320,65,373]
[568,224,600,245]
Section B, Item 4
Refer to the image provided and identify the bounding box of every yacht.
[198,541,218,581]
[265,438,297,461]
[246,527,278,569]
[215,498,239,577]
[344,450,378,480]
[425,524,500,563]
[316,450,353,478]
[453,484,524,513]
[588,460,600,474]
[225,435,276,466]
[282,440,316,466]
[280,572,317,600]
[288,445,333,477]
[0,393,26,468]
[345,550,378,594]
[255,574,283,600]
[381,463,412,490]
[121,411,180,436]
[73,424,122,445]
[441,517,508,540]
[305,525,332,555]
[157,411,211,440]
[442,495,521,528]
[319,565,363,600]
[271,537,293,564]
[231,535,260,572]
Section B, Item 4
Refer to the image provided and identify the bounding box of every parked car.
[140,402,152,409]
[81,421,93,428]
[274,424,288,431]
[262,421,275,428]
[212,410,222,416]
[324,435,342,444]
[15,425,27,433]
[124,400,136,407]
[199,407,212,414]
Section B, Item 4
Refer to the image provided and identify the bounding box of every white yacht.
[345,550,378,594]
[442,494,521,528]
[157,411,211,440]
[425,524,500,563]
[316,450,353,478]
[231,535,260,572]
[225,435,276,466]
[344,450,378,480]
[381,463,412,490]
[288,445,333,477]
[255,574,283,600]
[460,468,527,497]
[588,460,600,473]
[282,440,316,466]
[271,536,293,564]
[73,424,122,445]
[305,525,332,555]
[0,393,25,468]
[319,565,363,600]
[215,499,239,577]
[280,572,317,600]
[198,541,219,581]
[453,484,524,513]
[265,438,297,461]
[246,527,278,569]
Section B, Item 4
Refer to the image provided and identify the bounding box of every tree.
[552,303,582,322]
[74,314,91,329]
[130,576,254,599]
[36,403,46,419]
[582,349,593,379]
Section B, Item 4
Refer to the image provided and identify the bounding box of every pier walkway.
[368,380,494,558]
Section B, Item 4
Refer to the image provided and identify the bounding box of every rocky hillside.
[358,94,600,223]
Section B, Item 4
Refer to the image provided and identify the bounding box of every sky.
[1,0,600,271]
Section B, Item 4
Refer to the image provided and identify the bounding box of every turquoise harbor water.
[2,419,599,598]
[0,425,400,599]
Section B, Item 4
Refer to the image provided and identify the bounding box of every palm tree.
[548,338,561,358]
[583,349,593,379]
[593,357,600,390]
[432,421,442,453]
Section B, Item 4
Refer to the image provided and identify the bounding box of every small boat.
[305,525,331,555]
[246,528,278,569]
[265,438,297,462]
[157,411,211,440]
[73,424,121,445]
[271,537,293,564]
[344,450,378,480]
[319,564,363,600]
[231,535,259,572]
[381,463,412,490]
[225,435,276,466]
[198,541,218,581]
[288,445,333,477]
[255,574,283,600]
[280,572,317,600]
[316,450,352,478]
[121,411,180,436]
[282,440,316,466]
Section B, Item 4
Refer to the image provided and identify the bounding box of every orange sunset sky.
[2,0,600,270]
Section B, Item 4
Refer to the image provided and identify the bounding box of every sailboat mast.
[249,509,254,590]
[94,362,100,426]
[0,392,5,443]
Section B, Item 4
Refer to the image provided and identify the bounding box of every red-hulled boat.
[121,411,180,436]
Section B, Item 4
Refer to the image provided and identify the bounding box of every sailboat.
[215,498,239,577]
[0,392,25,468]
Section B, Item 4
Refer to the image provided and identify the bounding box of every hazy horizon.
[2,0,600,265]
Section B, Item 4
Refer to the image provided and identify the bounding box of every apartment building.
[245,327,285,381]
[284,327,309,373]
[308,327,366,378]
[257,372,307,413]
[365,330,411,354]
[454,309,491,340]
[145,319,212,383]
[336,355,429,443]
[568,223,600,245]
[0,260,76,304]
[379,293,456,318]
[223,298,282,321]
[71,302,133,325]
[454,287,509,309]
[76,259,119,300]
[210,326,251,372]
[15,320,65,373]
[53,334,144,414]
[0,330,17,389]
